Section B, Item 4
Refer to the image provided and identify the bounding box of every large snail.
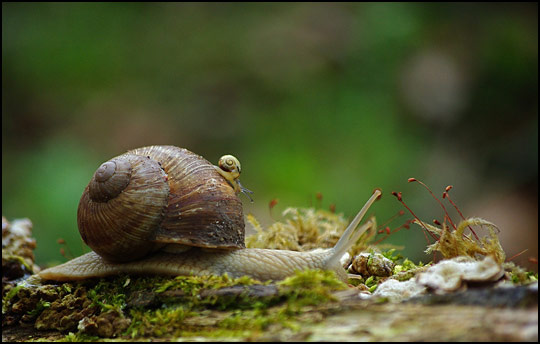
[38,145,380,282]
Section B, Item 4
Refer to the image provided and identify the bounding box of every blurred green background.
[2,3,538,269]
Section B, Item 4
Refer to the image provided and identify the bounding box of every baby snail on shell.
[38,145,381,282]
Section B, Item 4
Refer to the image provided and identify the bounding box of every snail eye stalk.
[237,179,254,203]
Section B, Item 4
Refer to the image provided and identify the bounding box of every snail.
[38,145,380,282]
[214,154,254,202]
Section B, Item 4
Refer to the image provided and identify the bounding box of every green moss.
[5,254,35,272]
[418,218,506,264]
[26,300,50,317]
[1,269,343,340]
[277,269,347,310]
[127,306,196,338]
[119,269,346,339]
[503,262,538,285]
[381,248,403,263]
[58,332,100,342]
[2,284,23,313]
[393,258,427,281]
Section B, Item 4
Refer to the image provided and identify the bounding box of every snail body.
[38,145,380,282]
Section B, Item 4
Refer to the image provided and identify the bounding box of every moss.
[120,269,346,340]
[503,262,538,285]
[393,259,428,281]
[2,284,24,313]
[3,283,69,327]
[417,217,506,264]
[277,269,347,309]
[245,206,374,254]
[2,269,347,340]
[381,248,403,263]
[34,285,96,332]
[26,300,51,317]
[58,332,101,342]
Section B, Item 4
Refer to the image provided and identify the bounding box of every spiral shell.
[218,155,241,174]
[77,146,245,263]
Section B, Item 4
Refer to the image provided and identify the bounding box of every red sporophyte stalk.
[373,218,415,245]
[394,219,414,232]
[442,186,480,241]
[391,191,438,243]
[377,226,391,235]
[315,192,323,209]
[57,237,74,259]
[268,198,278,210]
[506,249,529,262]
[268,198,279,220]
[408,178,457,231]
[372,206,408,245]
[377,209,405,233]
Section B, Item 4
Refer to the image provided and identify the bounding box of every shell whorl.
[77,146,245,264]
[218,155,241,175]
[88,159,132,202]
[79,154,169,262]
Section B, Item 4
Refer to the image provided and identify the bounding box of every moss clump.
[59,332,100,342]
[392,258,428,282]
[278,269,347,309]
[416,217,506,264]
[503,262,538,285]
[2,282,85,328]
[3,269,347,340]
[35,285,96,332]
[246,207,375,254]
[125,269,346,339]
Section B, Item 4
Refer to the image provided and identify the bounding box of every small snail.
[38,145,380,282]
[214,154,254,202]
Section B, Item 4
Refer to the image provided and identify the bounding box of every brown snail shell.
[77,145,245,263]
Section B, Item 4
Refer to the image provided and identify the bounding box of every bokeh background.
[3,2,538,270]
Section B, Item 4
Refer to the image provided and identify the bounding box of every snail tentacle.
[324,189,381,270]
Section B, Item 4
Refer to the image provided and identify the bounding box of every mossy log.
[2,273,538,342]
